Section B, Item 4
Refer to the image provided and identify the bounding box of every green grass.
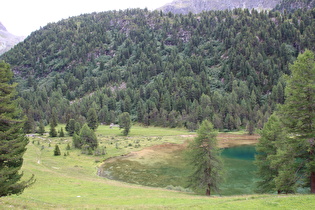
[0,125,314,209]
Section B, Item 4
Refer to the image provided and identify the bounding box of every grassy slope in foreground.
[0,125,314,209]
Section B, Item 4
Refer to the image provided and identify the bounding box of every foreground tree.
[277,50,315,193]
[186,120,224,195]
[0,61,35,196]
[119,112,131,136]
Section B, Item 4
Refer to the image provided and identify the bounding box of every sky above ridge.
[0,0,172,36]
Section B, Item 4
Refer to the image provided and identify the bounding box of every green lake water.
[220,145,258,195]
[100,145,258,195]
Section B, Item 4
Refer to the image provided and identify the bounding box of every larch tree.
[0,61,35,196]
[186,120,224,196]
[278,50,315,193]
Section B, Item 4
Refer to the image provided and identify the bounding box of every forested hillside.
[1,8,315,132]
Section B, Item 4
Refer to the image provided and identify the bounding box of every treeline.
[1,8,315,131]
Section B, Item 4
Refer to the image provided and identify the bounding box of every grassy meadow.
[0,125,314,209]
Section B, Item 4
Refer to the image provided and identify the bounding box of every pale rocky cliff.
[0,22,25,55]
[159,0,281,14]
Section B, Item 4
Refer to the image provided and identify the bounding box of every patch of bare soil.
[217,133,259,148]
[180,133,259,148]
[126,143,187,166]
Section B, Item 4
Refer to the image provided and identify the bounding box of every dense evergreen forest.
[1,8,315,132]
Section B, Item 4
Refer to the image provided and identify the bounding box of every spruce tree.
[186,120,224,195]
[0,61,34,196]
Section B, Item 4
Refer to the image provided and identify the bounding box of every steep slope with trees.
[1,8,315,132]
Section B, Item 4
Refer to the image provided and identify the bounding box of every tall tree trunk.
[206,184,211,196]
[310,147,315,194]
[311,172,315,194]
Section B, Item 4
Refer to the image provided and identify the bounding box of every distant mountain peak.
[0,22,8,31]
[0,22,25,55]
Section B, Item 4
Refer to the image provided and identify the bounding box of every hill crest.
[158,0,281,14]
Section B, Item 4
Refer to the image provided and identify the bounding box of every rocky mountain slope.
[0,22,25,55]
[158,0,281,14]
[273,0,315,12]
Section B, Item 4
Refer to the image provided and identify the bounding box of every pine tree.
[66,143,71,150]
[59,127,65,137]
[186,120,224,195]
[74,122,81,135]
[65,119,75,136]
[54,145,61,156]
[87,108,98,130]
[38,120,45,135]
[278,50,315,193]
[79,124,98,150]
[51,107,58,127]
[119,112,131,136]
[72,133,82,149]
[0,61,35,196]
[49,120,57,137]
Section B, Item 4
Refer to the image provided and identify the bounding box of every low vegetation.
[0,125,314,209]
